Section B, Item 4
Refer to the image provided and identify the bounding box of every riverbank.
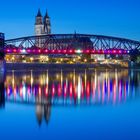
[5,62,131,70]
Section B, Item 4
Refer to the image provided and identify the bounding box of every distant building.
[35,9,51,36]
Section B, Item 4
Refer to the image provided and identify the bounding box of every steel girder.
[5,34,140,52]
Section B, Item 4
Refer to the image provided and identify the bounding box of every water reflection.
[0,73,5,108]
[1,69,140,125]
[36,93,51,126]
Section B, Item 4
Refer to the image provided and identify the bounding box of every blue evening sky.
[0,0,140,40]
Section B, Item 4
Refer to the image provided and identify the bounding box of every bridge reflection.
[0,72,5,108]
[1,69,140,125]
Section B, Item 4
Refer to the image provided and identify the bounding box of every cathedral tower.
[35,9,44,36]
[43,10,51,34]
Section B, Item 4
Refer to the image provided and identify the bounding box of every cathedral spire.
[35,9,43,25]
[35,9,51,35]
[35,9,44,36]
[44,10,49,18]
[44,9,51,34]
[37,9,42,17]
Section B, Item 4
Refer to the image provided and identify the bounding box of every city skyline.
[0,0,140,41]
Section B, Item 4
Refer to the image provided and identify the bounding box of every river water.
[0,69,140,140]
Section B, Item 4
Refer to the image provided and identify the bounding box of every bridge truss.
[5,34,140,55]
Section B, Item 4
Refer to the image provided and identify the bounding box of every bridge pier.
[0,33,5,72]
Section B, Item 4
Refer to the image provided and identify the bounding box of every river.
[0,69,140,140]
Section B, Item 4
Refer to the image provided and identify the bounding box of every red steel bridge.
[4,34,140,55]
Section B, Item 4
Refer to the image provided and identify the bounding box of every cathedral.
[35,9,51,36]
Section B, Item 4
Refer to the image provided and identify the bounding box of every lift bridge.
[2,34,140,56]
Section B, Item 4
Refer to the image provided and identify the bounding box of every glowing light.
[78,75,82,101]
[45,86,48,96]
[6,49,10,53]
[46,57,49,61]
[64,83,67,97]
[63,50,67,53]
[27,49,31,53]
[113,81,117,104]
[12,57,15,61]
[119,50,122,54]
[76,49,82,54]
[7,86,11,95]
[52,50,55,53]
[108,79,110,101]
[27,87,31,97]
[91,50,95,53]
[73,83,77,99]
[13,49,17,53]
[21,49,26,53]
[58,84,61,96]
[14,87,17,97]
[39,86,41,96]
[45,49,48,53]
[84,59,87,62]
[73,58,76,62]
[85,49,90,54]
[52,84,55,96]
[30,57,34,62]
[70,82,73,97]
[124,50,127,54]
[113,50,116,54]
[86,82,90,97]
[38,49,41,53]
[102,81,105,103]
[81,82,84,98]
[78,56,81,59]
[22,85,26,99]
[69,50,73,53]
[119,81,122,102]
[58,50,62,53]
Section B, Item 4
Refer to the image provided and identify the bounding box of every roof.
[37,9,42,17]
[44,10,49,18]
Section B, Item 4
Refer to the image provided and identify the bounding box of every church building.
[35,9,51,36]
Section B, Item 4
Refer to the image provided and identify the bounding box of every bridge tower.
[0,33,5,72]
[44,10,51,34]
[35,9,44,36]
[0,33,4,59]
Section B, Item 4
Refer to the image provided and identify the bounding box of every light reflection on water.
[1,69,140,126]
[4,69,140,104]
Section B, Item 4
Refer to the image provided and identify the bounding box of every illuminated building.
[35,9,51,36]
[4,10,136,65]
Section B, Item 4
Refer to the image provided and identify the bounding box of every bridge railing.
[4,34,140,55]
